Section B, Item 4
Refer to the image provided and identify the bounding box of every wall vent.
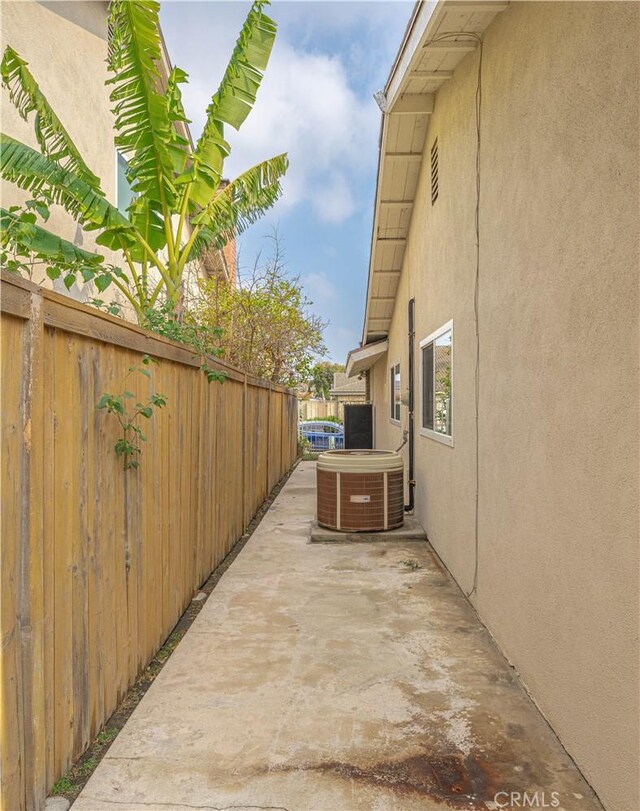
[430,139,439,205]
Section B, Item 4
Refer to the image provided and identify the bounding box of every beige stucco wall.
[0,0,128,305]
[370,3,639,809]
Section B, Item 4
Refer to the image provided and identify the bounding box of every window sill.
[419,427,454,447]
[389,418,401,427]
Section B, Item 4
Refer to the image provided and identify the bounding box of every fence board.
[1,315,26,810]
[42,328,56,793]
[0,273,298,810]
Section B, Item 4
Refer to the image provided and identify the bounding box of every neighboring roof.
[332,372,349,389]
[345,339,389,378]
[330,372,367,396]
[361,0,508,345]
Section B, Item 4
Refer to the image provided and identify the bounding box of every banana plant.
[0,0,287,321]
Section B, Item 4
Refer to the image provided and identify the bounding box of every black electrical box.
[344,404,373,449]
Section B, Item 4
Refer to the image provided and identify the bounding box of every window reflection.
[434,330,452,435]
[116,151,136,215]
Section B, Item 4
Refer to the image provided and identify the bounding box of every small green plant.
[97,354,167,470]
[48,724,118,799]
[1,195,120,291]
[75,755,100,778]
[298,434,318,460]
[50,776,74,795]
[141,300,226,384]
[95,727,118,746]
[90,299,227,384]
[401,558,422,571]
[156,630,182,663]
[91,298,124,317]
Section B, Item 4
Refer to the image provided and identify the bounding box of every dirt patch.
[50,461,299,804]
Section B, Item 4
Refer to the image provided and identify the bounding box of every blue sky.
[160,1,412,363]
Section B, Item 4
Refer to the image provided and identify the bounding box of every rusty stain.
[270,752,498,808]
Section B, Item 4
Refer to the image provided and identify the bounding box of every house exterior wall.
[1,1,123,303]
[222,237,237,287]
[369,3,639,810]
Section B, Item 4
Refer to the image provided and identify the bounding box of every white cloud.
[180,37,379,225]
[332,326,360,358]
[314,171,357,223]
[305,271,337,304]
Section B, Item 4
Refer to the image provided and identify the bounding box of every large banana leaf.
[187,0,277,208]
[108,193,166,260]
[107,0,175,210]
[188,153,287,260]
[165,66,191,177]
[211,0,277,130]
[0,133,129,232]
[1,46,104,192]
[166,67,190,126]
[1,207,104,265]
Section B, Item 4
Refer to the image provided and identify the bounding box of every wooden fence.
[298,399,342,422]
[0,273,299,810]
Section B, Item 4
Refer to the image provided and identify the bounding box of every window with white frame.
[390,363,401,422]
[420,321,453,445]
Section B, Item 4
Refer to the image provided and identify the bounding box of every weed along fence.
[1,272,299,810]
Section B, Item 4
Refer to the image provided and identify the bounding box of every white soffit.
[362,0,508,345]
[346,339,389,377]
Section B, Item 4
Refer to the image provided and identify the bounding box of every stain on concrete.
[270,752,498,807]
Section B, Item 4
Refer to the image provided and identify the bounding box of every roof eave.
[345,338,389,377]
[361,1,447,347]
[361,1,507,346]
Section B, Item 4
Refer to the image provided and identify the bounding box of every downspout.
[405,297,415,512]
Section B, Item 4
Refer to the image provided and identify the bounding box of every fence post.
[266,384,271,493]
[283,393,286,478]
[242,373,248,527]
[21,288,46,808]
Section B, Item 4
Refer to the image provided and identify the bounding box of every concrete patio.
[73,462,601,811]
